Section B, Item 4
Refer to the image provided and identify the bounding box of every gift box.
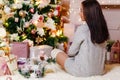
[30,45,53,59]
[10,42,29,58]
[5,54,18,75]
[0,57,11,76]
[110,40,120,63]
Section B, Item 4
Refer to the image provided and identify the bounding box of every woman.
[51,0,109,77]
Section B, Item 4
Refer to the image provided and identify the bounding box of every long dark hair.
[82,0,109,44]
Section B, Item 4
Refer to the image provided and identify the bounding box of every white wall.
[103,9,120,40]
[66,0,120,41]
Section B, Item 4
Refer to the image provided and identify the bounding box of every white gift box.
[30,45,53,59]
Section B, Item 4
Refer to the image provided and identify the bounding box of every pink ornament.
[48,12,54,17]
[24,22,30,28]
[29,8,34,13]
[31,29,36,34]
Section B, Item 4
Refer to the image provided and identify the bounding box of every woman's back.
[51,0,109,77]
[65,24,106,77]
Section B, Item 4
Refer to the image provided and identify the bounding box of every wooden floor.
[104,63,120,73]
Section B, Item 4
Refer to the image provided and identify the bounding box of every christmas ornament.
[4,6,11,14]
[19,10,26,17]
[15,18,19,22]
[21,34,27,40]
[31,29,36,34]
[53,10,59,16]
[24,22,30,28]
[29,8,34,13]
[0,27,6,38]
[38,15,44,22]
[4,22,9,27]
[56,5,61,11]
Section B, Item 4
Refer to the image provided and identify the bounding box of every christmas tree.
[1,0,68,47]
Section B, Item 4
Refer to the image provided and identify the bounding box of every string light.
[69,0,81,25]
[69,0,120,25]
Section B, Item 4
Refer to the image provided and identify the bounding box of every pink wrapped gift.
[0,57,11,76]
[6,54,18,75]
[11,42,29,58]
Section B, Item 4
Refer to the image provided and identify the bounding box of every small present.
[0,57,11,76]
[5,54,18,75]
[10,42,29,58]
[110,40,120,63]
[30,45,53,59]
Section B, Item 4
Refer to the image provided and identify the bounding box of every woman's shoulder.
[77,23,89,32]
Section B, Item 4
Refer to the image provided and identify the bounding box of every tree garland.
[2,0,68,47]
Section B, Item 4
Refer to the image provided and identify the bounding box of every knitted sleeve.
[68,25,86,57]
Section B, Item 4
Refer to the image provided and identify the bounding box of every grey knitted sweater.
[65,23,106,77]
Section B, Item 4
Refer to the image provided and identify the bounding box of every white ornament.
[53,10,58,16]
[0,27,6,38]
[4,6,11,14]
